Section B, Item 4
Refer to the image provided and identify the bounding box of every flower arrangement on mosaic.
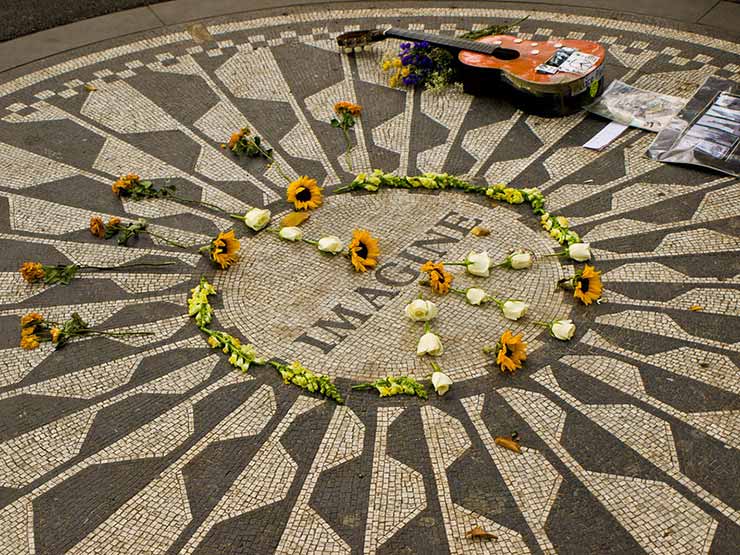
[534,318,577,341]
[187,277,344,403]
[112,173,282,234]
[89,216,190,248]
[276,227,380,273]
[19,260,177,286]
[200,230,241,269]
[449,286,530,321]
[335,171,582,246]
[20,312,154,350]
[222,127,290,181]
[352,375,428,399]
[557,264,603,305]
[330,101,362,171]
[483,330,528,374]
[382,41,456,92]
[111,173,232,213]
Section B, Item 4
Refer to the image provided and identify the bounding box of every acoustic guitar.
[337,27,606,117]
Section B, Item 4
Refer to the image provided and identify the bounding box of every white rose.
[510,250,533,269]
[466,250,491,277]
[404,299,438,321]
[243,208,271,231]
[567,243,591,261]
[317,236,343,254]
[466,288,488,306]
[417,332,444,356]
[431,371,453,396]
[279,226,303,241]
[551,319,576,340]
[502,300,529,321]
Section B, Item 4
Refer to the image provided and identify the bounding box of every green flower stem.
[341,127,354,172]
[88,330,156,337]
[253,142,291,183]
[332,183,357,194]
[443,261,470,266]
[169,194,229,214]
[140,230,191,249]
[80,261,177,271]
[302,238,319,246]
[449,286,468,296]
[532,321,552,328]
[351,382,372,390]
[430,361,442,373]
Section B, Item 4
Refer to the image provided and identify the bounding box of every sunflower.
[111,173,139,196]
[287,176,323,211]
[495,330,527,373]
[574,265,603,305]
[208,230,240,269]
[20,312,44,327]
[20,334,40,350]
[19,262,45,283]
[348,229,379,272]
[89,216,105,238]
[228,128,247,149]
[50,327,62,343]
[334,101,362,116]
[420,261,453,295]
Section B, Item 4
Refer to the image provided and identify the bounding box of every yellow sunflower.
[574,265,603,305]
[89,216,106,238]
[20,334,40,350]
[228,128,247,149]
[287,176,323,211]
[209,230,241,269]
[496,330,527,373]
[111,173,138,196]
[19,262,45,283]
[334,101,362,116]
[50,327,62,343]
[348,229,379,272]
[20,312,44,327]
[420,261,453,295]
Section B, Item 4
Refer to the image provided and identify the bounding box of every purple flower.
[403,74,421,86]
[400,42,411,50]
[416,40,430,49]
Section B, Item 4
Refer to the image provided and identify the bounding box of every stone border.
[1,0,737,73]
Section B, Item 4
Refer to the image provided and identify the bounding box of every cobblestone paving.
[0,6,739,555]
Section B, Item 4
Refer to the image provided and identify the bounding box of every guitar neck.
[384,27,497,55]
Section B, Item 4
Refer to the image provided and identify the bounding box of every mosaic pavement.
[1,5,739,554]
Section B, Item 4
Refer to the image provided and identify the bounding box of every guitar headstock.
[336,29,386,52]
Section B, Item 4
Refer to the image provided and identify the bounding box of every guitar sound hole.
[491,48,519,60]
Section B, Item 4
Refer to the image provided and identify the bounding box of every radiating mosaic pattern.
[0,6,739,554]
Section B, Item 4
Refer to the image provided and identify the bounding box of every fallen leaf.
[471,226,490,237]
[466,526,497,540]
[494,436,521,454]
[689,304,703,312]
[281,211,310,227]
[83,84,97,92]
[187,23,214,44]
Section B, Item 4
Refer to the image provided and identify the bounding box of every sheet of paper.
[583,121,629,150]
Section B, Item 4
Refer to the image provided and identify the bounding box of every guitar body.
[457,35,606,116]
[337,27,606,117]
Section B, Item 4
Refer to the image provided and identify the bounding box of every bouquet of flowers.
[382,41,456,92]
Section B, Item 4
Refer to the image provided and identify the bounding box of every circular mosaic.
[0,4,739,555]
[217,190,567,381]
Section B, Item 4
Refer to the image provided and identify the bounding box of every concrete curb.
[0,0,737,74]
